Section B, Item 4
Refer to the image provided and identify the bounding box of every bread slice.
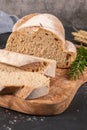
[6,13,76,68]
[0,49,56,77]
[0,63,50,99]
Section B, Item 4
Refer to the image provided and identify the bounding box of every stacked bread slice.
[0,63,50,99]
[0,49,56,77]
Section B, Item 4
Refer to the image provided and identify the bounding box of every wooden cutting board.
[0,68,86,115]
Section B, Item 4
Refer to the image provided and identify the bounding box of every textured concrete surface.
[0,0,87,28]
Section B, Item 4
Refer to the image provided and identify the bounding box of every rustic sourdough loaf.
[6,13,76,68]
[0,63,50,99]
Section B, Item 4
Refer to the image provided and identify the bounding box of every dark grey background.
[0,0,87,28]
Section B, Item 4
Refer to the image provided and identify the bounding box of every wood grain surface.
[0,68,86,115]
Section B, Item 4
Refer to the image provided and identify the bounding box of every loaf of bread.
[0,63,50,99]
[6,13,77,68]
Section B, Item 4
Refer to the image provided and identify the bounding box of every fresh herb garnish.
[69,46,87,80]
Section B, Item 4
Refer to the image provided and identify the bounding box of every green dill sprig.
[69,46,87,80]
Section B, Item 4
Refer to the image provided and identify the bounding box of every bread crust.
[65,40,77,66]
[13,13,65,36]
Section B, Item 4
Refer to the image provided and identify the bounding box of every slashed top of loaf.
[13,13,38,31]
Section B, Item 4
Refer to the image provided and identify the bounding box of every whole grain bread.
[6,13,76,68]
[0,63,50,99]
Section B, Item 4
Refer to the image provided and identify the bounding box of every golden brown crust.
[65,40,77,67]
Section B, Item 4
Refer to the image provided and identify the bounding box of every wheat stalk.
[72,30,87,45]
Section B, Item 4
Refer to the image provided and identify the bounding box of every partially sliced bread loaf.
[0,63,50,99]
[6,13,76,68]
